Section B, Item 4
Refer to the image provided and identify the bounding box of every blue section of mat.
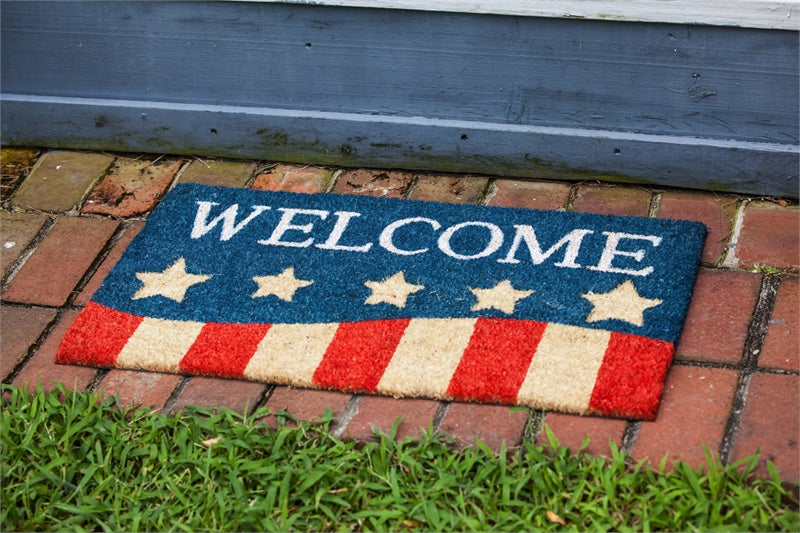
[93,184,706,342]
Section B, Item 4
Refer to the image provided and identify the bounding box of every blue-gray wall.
[2,1,798,197]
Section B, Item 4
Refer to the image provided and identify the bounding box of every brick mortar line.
[522,408,545,443]
[719,199,748,269]
[250,384,275,417]
[670,357,799,375]
[70,160,115,217]
[151,157,185,206]
[1,185,29,210]
[476,178,497,206]
[85,212,151,224]
[621,420,643,454]
[0,300,67,312]
[85,368,111,394]
[647,192,662,218]
[718,274,781,465]
[242,164,260,190]
[400,174,419,200]
[235,157,266,190]
[160,376,192,415]
[480,180,498,206]
[431,401,450,433]
[739,275,781,369]
[751,366,800,376]
[719,373,755,465]
[672,359,740,371]
[332,394,362,438]
[0,215,57,290]
[324,169,343,193]
[563,182,583,211]
[167,159,197,193]
[0,301,64,311]
[710,264,798,275]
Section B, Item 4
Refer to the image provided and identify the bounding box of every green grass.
[752,264,790,275]
[2,385,798,532]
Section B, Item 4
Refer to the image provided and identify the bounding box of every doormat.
[57,184,706,419]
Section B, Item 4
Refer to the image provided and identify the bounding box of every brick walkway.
[2,148,798,481]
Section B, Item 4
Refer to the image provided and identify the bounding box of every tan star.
[132,257,212,303]
[582,280,663,327]
[252,267,313,302]
[364,271,424,308]
[469,279,533,314]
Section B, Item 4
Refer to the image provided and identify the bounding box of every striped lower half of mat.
[57,301,674,419]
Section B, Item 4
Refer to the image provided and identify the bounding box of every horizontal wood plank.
[3,94,796,197]
[1,1,797,196]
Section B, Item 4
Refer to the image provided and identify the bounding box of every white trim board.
[247,0,799,30]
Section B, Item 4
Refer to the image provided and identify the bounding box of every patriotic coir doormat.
[57,184,707,419]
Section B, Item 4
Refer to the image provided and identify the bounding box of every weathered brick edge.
[1,149,798,481]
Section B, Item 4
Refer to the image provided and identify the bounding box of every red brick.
[82,158,183,217]
[178,159,255,188]
[1,211,49,277]
[487,179,571,211]
[344,396,440,442]
[731,373,799,480]
[75,223,144,306]
[251,164,333,193]
[262,386,352,429]
[759,277,799,371]
[407,175,488,204]
[168,376,266,415]
[736,203,799,269]
[11,151,113,212]
[633,365,738,471]
[438,402,528,451]
[538,412,627,457]
[657,192,737,265]
[2,216,118,306]
[332,169,414,198]
[675,269,762,364]
[572,185,652,217]
[97,369,182,410]
[12,309,98,392]
[0,305,57,380]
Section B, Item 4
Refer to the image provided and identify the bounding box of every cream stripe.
[116,317,205,373]
[516,324,610,413]
[377,318,477,398]
[243,322,339,386]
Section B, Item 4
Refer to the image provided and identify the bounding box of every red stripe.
[56,302,143,367]
[312,319,410,392]
[179,322,271,378]
[447,318,547,403]
[588,332,674,420]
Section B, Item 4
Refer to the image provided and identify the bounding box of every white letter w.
[191,201,271,241]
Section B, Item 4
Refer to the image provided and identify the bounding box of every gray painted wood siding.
[2,1,798,196]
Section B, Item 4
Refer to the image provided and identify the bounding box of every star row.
[130,257,663,327]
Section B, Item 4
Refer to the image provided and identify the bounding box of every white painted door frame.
[245,0,800,30]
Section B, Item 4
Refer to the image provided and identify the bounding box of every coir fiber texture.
[57,184,707,419]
